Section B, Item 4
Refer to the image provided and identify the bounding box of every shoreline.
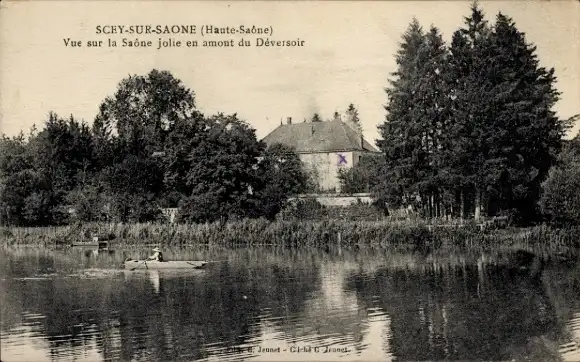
[1,220,579,253]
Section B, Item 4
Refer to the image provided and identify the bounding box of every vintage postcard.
[1,1,579,361]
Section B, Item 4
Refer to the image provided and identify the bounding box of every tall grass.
[2,219,579,250]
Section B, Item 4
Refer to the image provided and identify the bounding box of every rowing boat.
[123,260,208,270]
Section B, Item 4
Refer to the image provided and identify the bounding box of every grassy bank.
[2,219,580,251]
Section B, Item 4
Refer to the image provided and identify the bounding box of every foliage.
[482,12,565,222]
[377,18,428,209]
[64,184,108,223]
[250,143,309,220]
[0,113,96,226]
[0,6,571,228]
[310,113,322,123]
[178,113,265,223]
[93,69,197,159]
[540,139,580,225]
[34,113,96,191]
[1,69,311,226]
[161,113,207,204]
[338,154,383,194]
[277,198,328,221]
[0,133,36,225]
[99,155,164,222]
[376,4,568,224]
[345,103,363,134]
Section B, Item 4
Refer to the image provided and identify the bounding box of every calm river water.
[1,245,580,361]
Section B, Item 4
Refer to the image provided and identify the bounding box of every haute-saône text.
[201,25,272,36]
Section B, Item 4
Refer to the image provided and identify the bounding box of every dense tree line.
[0,70,308,226]
[374,3,570,223]
[1,4,575,227]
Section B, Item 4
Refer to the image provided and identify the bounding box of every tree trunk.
[474,189,482,221]
[460,189,466,220]
[450,201,454,220]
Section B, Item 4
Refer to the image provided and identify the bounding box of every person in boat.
[147,247,164,262]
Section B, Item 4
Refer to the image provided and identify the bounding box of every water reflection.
[346,261,560,360]
[1,246,580,361]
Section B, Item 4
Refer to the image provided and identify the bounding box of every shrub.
[540,145,580,225]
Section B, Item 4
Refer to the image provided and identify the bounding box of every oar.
[130,260,148,271]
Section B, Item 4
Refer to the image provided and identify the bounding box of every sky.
[1,1,579,145]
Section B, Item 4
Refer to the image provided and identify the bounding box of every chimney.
[360,135,364,149]
[286,117,292,125]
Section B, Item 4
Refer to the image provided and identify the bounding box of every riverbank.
[1,219,579,251]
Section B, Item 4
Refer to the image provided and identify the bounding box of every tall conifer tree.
[447,2,492,219]
[345,104,363,134]
[413,26,451,217]
[481,13,566,221]
[377,18,426,210]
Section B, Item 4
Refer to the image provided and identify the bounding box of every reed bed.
[2,219,579,250]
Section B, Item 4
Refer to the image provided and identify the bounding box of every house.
[262,117,379,192]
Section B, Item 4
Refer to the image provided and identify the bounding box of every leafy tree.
[0,133,38,225]
[251,143,309,220]
[161,113,207,206]
[0,113,96,225]
[100,154,164,222]
[178,113,265,223]
[540,139,580,225]
[301,163,322,193]
[338,154,383,194]
[64,184,108,222]
[93,69,197,159]
[22,191,55,226]
[91,69,199,220]
[32,113,96,191]
[345,104,363,134]
[1,69,319,225]
[28,113,96,224]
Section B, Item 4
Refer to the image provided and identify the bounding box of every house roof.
[261,120,379,153]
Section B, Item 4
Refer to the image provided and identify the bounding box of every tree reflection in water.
[1,246,322,361]
[2,246,580,361]
[344,251,573,361]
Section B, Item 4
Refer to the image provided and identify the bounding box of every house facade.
[262,118,379,192]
